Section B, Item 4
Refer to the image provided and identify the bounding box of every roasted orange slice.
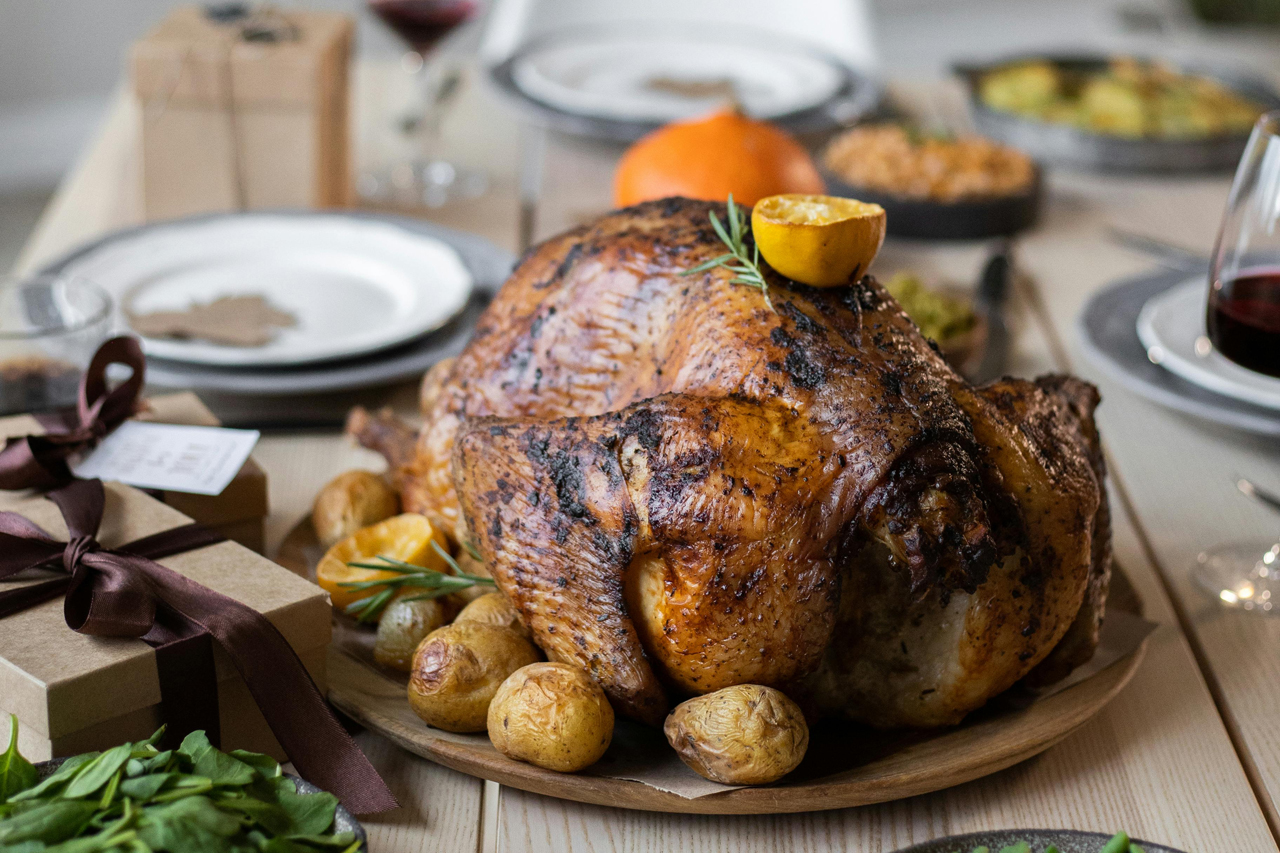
[316,513,450,612]
[751,194,886,287]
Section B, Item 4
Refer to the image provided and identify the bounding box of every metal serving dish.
[955,53,1280,173]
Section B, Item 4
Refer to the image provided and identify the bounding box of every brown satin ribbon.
[0,339,397,815]
[0,336,145,490]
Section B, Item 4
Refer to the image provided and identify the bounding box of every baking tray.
[954,53,1280,173]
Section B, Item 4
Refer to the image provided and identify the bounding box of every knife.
[969,241,1013,384]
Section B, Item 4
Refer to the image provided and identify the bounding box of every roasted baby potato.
[455,592,530,639]
[313,470,400,547]
[664,684,809,785]
[374,597,452,672]
[488,662,614,772]
[408,622,540,732]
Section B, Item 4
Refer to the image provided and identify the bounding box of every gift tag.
[72,421,260,496]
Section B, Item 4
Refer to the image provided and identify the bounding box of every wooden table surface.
[12,50,1280,853]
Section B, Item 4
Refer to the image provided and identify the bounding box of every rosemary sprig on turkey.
[342,539,494,622]
[682,194,774,311]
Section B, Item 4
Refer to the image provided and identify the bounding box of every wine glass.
[1195,110,1280,613]
[360,0,487,208]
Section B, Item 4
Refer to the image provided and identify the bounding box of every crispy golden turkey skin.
[352,198,1111,728]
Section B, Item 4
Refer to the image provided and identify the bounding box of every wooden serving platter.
[278,516,1147,815]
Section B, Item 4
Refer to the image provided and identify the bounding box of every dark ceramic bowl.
[34,759,368,852]
[894,828,1185,853]
[822,167,1042,240]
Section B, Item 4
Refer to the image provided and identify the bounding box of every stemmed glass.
[360,0,487,208]
[1195,110,1280,613]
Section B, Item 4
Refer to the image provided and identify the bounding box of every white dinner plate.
[509,26,847,124]
[1136,276,1280,411]
[57,213,474,367]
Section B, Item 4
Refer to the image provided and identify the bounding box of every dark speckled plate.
[895,829,1185,853]
[34,760,368,852]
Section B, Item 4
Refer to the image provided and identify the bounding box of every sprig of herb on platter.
[0,719,360,853]
[681,194,775,312]
[342,540,495,623]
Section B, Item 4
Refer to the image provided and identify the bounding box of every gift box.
[131,5,353,220]
[0,478,331,762]
[1,392,269,553]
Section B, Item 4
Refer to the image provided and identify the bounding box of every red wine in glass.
[368,0,477,54]
[1208,267,1280,377]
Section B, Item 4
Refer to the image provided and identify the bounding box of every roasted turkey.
[351,198,1111,729]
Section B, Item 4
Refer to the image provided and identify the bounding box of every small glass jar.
[0,273,112,416]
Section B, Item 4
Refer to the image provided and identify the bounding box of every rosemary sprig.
[341,540,495,623]
[681,194,774,312]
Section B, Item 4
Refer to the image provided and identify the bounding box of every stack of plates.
[487,24,879,142]
[1079,271,1280,435]
[40,212,516,400]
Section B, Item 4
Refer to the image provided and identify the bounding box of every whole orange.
[614,109,825,208]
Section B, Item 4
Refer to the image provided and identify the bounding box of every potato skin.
[455,592,531,639]
[313,470,400,547]
[374,597,451,672]
[488,663,614,772]
[663,684,809,785]
[408,622,540,732]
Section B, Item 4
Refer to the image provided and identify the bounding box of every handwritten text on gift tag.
[72,421,260,496]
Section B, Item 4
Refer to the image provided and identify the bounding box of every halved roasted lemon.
[316,513,450,611]
[751,194,886,287]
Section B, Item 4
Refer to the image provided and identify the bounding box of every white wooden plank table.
[11,58,1280,853]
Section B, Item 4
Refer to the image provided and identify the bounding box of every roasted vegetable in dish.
[0,720,359,852]
[312,469,400,548]
[884,272,978,343]
[979,57,1265,139]
[664,684,809,785]
[823,124,1035,201]
[488,663,614,772]
[407,622,540,733]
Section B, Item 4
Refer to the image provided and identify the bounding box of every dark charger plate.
[895,828,1184,853]
[822,167,1042,240]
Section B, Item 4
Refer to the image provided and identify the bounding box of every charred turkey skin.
[354,198,1109,728]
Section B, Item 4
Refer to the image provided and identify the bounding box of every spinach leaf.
[118,773,175,801]
[62,744,132,799]
[8,754,98,803]
[0,718,36,804]
[0,799,98,845]
[178,733,255,787]
[136,795,242,852]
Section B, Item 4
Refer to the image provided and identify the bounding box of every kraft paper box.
[131,6,353,220]
[1,393,268,553]
[0,480,331,762]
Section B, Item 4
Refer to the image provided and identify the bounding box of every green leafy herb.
[342,540,495,623]
[0,730,358,852]
[681,194,775,312]
[0,718,37,805]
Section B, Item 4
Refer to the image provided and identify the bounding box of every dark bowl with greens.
[894,829,1184,853]
[0,722,368,853]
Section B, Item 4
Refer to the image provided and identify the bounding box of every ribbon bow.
[0,338,397,815]
[0,337,145,490]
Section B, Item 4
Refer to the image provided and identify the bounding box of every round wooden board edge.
[279,514,1148,815]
